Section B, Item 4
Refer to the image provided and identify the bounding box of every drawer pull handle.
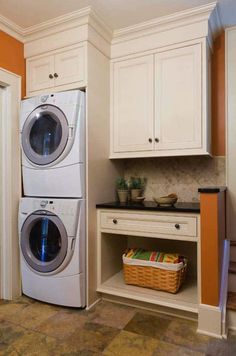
[49,74,53,79]
[148,138,152,143]
[175,223,180,229]
[113,219,118,224]
[54,73,59,78]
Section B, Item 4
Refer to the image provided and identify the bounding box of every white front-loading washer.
[19,197,86,307]
[20,90,85,198]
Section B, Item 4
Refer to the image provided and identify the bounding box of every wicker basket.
[123,256,187,294]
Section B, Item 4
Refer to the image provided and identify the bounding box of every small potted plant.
[116,177,129,203]
[129,176,147,201]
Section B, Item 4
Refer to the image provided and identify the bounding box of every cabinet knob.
[113,219,118,224]
[155,138,159,143]
[148,138,152,143]
[49,74,53,79]
[175,223,180,229]
[54,73,59,78]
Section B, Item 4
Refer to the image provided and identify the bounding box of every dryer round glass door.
[22,105,69,165]
[20,212,68,273]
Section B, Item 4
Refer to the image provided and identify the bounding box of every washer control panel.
[31,199,78,216]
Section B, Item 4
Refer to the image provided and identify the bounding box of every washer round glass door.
[20,212,68,273]
[22,105,69,165]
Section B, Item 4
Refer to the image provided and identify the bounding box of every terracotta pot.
[131,189,142,201]
[117,190,128,203]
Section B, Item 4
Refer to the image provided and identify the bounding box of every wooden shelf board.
[97,270,198,314]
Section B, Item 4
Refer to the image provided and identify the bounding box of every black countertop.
[96,201,200,213]
[198,186,227,193]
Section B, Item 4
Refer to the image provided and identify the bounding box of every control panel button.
[41,95,49,103]
[40,200,48,208]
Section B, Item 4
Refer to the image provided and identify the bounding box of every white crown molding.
[0,13,24,42]
[87,7,113,42]
[112,1,222,44]
[23,6,112,42]
[23,6,91,37]
[0,2,222,47]
[0,6,113,44]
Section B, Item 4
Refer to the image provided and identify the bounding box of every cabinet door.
[27,55,54,93]
[155,44,202,152]
[54,46,85,87]
[112,55,154,154]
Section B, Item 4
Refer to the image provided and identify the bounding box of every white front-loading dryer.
[20,90,85,198]
[19,197,86,307]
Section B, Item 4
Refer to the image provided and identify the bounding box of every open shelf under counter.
[97,207,200,316]
[97,270,198,314]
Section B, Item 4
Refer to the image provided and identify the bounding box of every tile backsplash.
[124,156,225,202]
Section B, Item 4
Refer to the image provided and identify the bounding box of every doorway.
[0,68,21,299]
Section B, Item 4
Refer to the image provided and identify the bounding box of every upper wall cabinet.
[110,42,211,158]
[26,45,86,97]
[155,44,202,152]
[112,55,154,153]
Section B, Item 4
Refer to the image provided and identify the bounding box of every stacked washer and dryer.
[18,90,86,307]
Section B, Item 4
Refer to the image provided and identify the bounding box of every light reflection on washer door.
[29,217,61,263]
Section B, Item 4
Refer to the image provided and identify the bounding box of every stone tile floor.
[0,296,236,355]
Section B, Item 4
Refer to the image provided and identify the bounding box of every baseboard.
[101,293,197,321]
[197,328,226,339]
[85,297,101,311]
[198,303,223,338]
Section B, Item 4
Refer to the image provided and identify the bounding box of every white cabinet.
[155,45,202,151]
[26,45,86,96]
[27,55,54,93]
[100,210,198,240]
[112,55,154,153]
[110,42,210,158]
[97,208,200,313]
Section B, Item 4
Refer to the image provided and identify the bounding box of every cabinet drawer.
[100,211,198,237]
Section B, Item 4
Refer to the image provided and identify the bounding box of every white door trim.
[0,67,21,299]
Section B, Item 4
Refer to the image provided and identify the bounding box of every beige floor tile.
[88,300,136,329]
[102,330,159,356]
[14,294,36,305]
[163,318,211,353]
[153,340,205,355]
[35,309,88,339]
[0,320,25,347]
[9,330,58,356]
[206,332,236,356]
[0,301,28,320]
[5,301,59,329]
[0,347,20,356]
[124,311,171,339]
[54,322,119,354]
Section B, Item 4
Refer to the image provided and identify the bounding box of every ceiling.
[0,0,236,30]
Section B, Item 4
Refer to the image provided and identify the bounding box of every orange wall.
[0,30,25,97]
[212,32,225,156]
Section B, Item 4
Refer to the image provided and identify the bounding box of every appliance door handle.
[71,238,76,251]
[69,126,74,138]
